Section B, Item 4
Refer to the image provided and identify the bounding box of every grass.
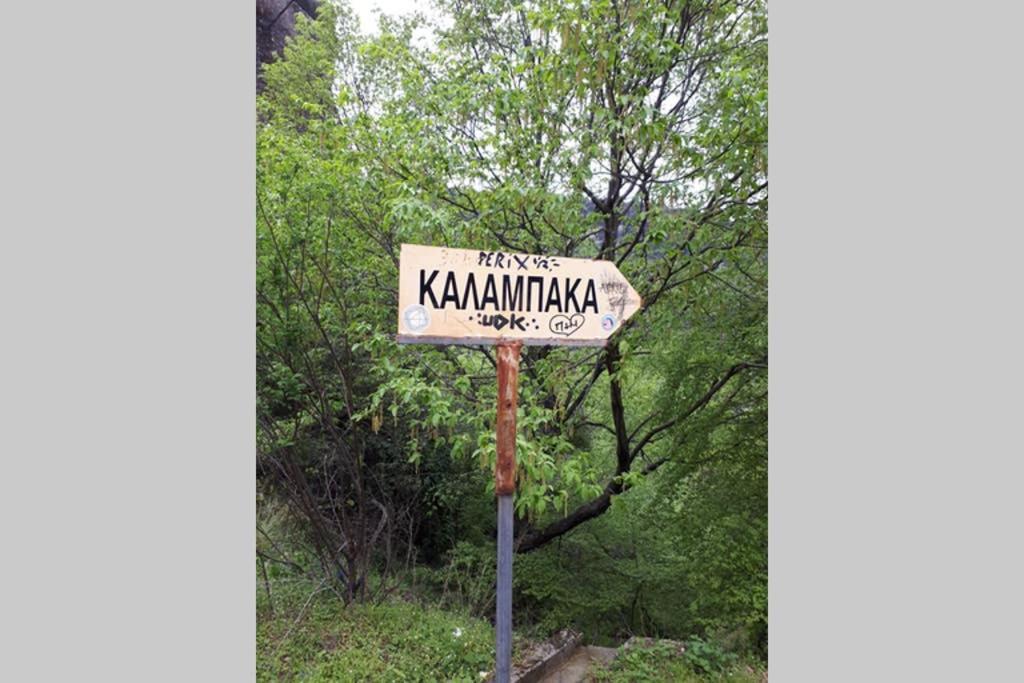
[257,578,766,682]
[258,580,495,682]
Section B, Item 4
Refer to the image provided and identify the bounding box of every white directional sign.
[396,243,642,346]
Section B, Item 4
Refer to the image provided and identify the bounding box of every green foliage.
[257,0,767,519]
[258,581,494,682]
[591,640,763,683]
[436,541,498,619]
[257,0,767,659]
[682,637,740,675]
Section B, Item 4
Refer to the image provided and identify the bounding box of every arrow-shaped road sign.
[396,243,642,347]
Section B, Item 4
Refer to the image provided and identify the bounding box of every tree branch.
[515,358,764,553]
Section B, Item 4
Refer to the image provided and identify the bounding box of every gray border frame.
[771,1,1024,680]
[2,0,1023,680]
[2,1,254,680]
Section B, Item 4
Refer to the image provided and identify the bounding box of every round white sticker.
[403,304,431,332]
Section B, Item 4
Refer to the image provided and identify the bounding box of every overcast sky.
[347,0,432,34]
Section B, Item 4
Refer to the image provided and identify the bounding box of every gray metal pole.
[495,494,514,682]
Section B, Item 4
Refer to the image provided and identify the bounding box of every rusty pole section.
[495,341,522,495]
[494,340,521,683]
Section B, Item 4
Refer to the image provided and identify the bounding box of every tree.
[256,0,766,597]
[356,0,767,552]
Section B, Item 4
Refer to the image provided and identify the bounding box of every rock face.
[621,636,688,655]
[256,0,320,92]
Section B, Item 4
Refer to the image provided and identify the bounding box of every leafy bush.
[682,637,739,675]
[437,541,497,619]
[591,640,762,683]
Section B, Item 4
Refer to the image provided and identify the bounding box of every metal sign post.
[494,340,521,683]
[394,243,641,681]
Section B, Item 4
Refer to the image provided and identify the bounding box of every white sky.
[347,0,434,35]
